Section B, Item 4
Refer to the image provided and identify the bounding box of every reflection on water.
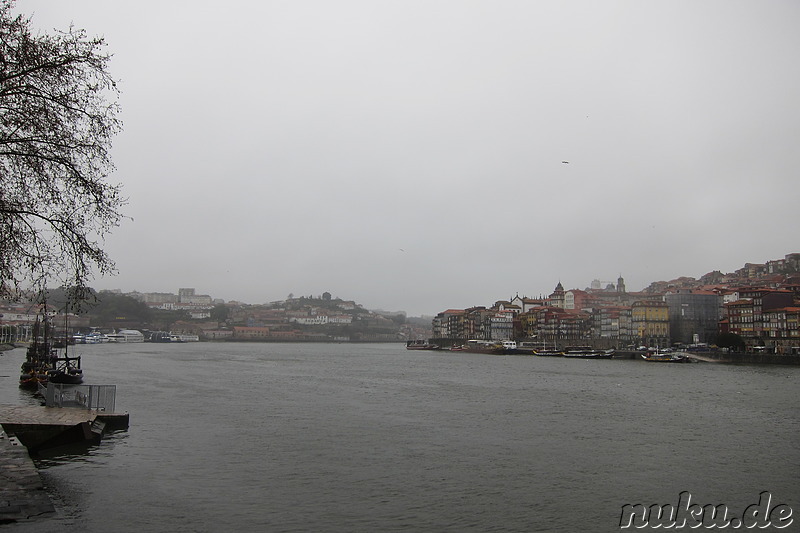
[34,430,128,467]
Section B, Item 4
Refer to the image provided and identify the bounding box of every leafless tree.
[0,0,124,303]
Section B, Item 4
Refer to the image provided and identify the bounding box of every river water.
[0,342,798,532]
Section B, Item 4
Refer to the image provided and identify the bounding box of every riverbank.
[0,430,55,523]
[689,351,800,365]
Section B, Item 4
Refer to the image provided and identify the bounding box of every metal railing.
[40,382,117,412]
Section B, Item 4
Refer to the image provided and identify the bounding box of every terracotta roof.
[725,299,753,306]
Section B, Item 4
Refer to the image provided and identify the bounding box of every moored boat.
[84,331,109,343]
[514,341,539,355]
[49,309,85,384]
[106,329,145,343]
[641,350,691,363]
[501,340,518,353]
[19,317,57,389]
[406,340,440,350]
[562,346,615,359]
[47,355,84,384]
[20,304,88,388]
[149,331,174,343]
[519,340,565,356]
[462,339,514,355]
[534,349,565,357]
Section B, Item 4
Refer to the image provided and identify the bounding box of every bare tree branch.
[0,0,124,302]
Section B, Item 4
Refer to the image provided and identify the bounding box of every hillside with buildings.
[431,253,800,355]
[2,253,798,349]
[0,290,430,344]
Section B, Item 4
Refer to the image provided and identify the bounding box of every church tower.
[549,281,566,308]
[617,275,626,293]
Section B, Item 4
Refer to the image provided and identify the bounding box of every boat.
[18,369,49,390]
[19,317,57,389]
[501,340,519,353]
[562,346,615,359]
[641,350,691,363]
[149,331,174,343]
[84,331,109,344]
[51,336,75,348]
[519,340,565,357]
[47,354,84,384]
[462,339,514,355]
[516,341,557,355]
[534,348,565,357]
[106,329,145,343]
[514,341,537,355]
[406,340,440,350]
[48,306,85,384]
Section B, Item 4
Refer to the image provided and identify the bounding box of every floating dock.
[0,405,129,452]
[0,404,129,524]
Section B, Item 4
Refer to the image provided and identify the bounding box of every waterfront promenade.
[0,429,54,523]
[0,404,128,524]
[0,347,53,522]
[0,405,103,524]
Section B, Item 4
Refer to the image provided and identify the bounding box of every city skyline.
[95,252,798,317]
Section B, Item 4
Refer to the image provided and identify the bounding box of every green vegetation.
[82,292,152,328]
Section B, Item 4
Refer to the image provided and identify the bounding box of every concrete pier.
[0,405,129,452]
[1,405,99,452]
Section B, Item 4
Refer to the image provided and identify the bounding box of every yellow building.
[632,300,670,346]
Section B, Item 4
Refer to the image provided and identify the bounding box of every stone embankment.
[689,351,800,365]
[0,430,55,523]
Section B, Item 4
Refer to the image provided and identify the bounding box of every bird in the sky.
[562,161,569,164]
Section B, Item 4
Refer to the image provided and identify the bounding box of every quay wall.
[690,351,800,365]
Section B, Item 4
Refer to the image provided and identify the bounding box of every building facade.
[664,290,723,344]
[631,301,669,347]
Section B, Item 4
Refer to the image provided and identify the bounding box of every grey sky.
[17,1,800,316]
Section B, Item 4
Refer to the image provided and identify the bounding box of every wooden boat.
[520,340,565,357]
[47,355,84,384]
[406,340,440,350]
[19,317,57,389]
[534,349,565,357]
[562,346,615,359]
[19,369,49,390]
[21,306,86,387]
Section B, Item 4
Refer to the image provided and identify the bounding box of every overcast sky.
[16,1,800,316]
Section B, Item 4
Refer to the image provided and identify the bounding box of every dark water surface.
[0,343,798,532]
